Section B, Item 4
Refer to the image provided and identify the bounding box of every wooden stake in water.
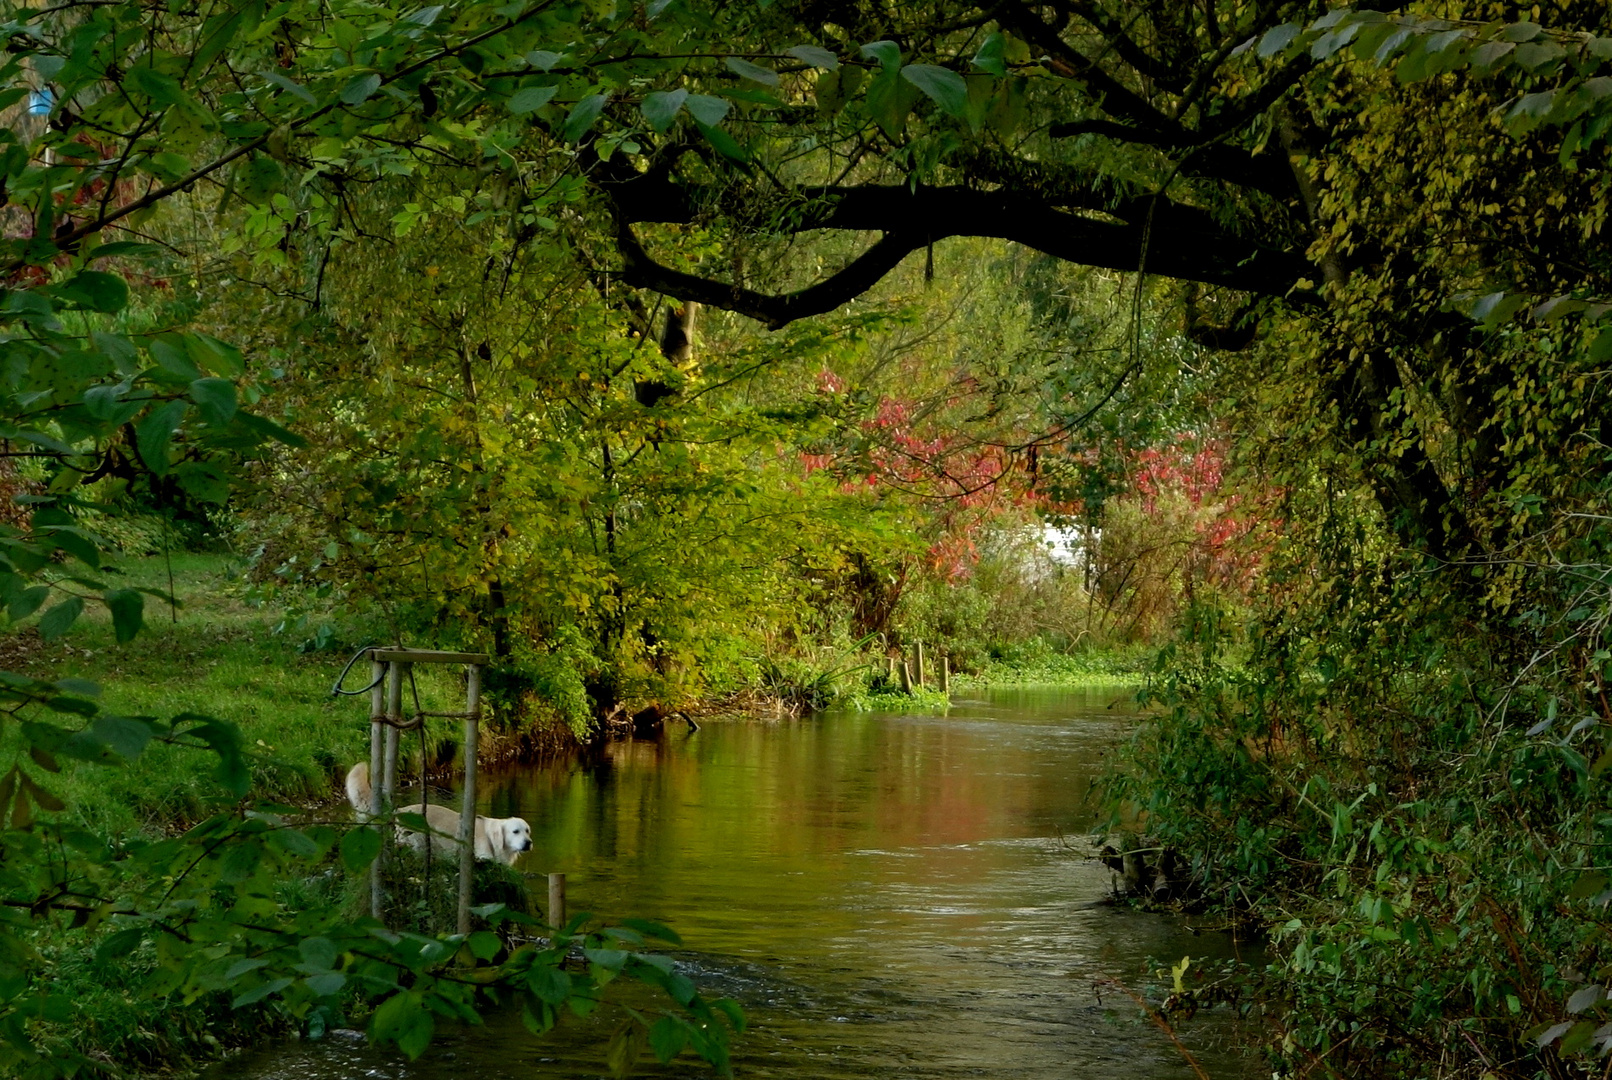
[457,664,481,936]
[899,656,912,693]
[369,656,386,920]
[548,873,567,930]
[916,641,926,687]
[940,655,951,696]
[382,661,403,808]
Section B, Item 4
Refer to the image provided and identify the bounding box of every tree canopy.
[5,0,1612,1075]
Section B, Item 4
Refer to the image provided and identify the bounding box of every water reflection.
[217,687,1260,1079]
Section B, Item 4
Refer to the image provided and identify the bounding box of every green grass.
[2,553,467,837]
[842,684,952,712]
[951,642,1152,688]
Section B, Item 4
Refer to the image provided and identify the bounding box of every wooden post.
[940,655,951,695]
[548,873,567,930]
[916,641,926,687]
[899,655,912,693]
[382,661,403,808]
[457,665,481,936]
[368,656,386,920]
[885,655,896,681]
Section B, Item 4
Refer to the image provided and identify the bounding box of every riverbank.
[1,554,405,836]
[1,555,1164,1075]
[950,643,1152,690]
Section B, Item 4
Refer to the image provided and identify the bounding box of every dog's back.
[343,761,531,866]
[345,761,372,820]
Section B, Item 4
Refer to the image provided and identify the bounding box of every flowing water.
[220,686,1261,1079]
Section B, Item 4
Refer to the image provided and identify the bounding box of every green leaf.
[92,715,152,760]
[1568,984,1605,1013]
[226,957,269,981]
[900,64,967,117]
[1469,40,1515,73]
[151,337,203,380]
[127,66,185,105]
[52,677,99,698]
[135,400,189,476]
[648,1016,688,1063]
[269,826,321,858]
[299,936,338,971]
[527,964,572,1005]
[562,93,608,142]
[859,40,900,68]
[606,1023,644,1078]
[260,70,316,105]
[1257,23,1300,58]
[710,997,747,1032]
[8,585,50,621]
[584,947,628,970]
[725,57,778,86]
[236,411,307,447]
[38,597,84,641]
[972,33,1006,76]
[684,93,729,126]
[340,826,382,873]
[666,971,697,1005]
[54,271,128,314]
[1588,326,1612,361]
[695,121,749,162]
[508,84,559,115]
[641,88,687,132]
[103,588,144,643]
[233,977,294,1008]
[620,918,682,944]
[372,992,433,1059]
[340,73,382,105]
[785,45,838,70]
[865,62,919,139]
[42,526,100,570]
[82,382,143,425]
[468,931,503,960]
[1571,870,1610,898]
[189,377,238,424]
[305,972,346,996]
[95,927,144,963]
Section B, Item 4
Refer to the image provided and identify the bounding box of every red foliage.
[1125,438,1277,593]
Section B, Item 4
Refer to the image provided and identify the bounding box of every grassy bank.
[1,554,482,837]
[950,641,1152,689]
[1,554,553,1074]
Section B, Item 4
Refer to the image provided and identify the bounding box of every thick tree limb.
[612,218,927,329]
[607,179,1314,328]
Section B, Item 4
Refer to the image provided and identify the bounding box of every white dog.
[344,762,533,866]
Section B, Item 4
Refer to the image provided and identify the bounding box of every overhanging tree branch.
[606,179,1316,327]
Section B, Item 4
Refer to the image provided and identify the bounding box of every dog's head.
[499,817,534,861]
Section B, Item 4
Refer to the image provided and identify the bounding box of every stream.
[217,686,1261,1079]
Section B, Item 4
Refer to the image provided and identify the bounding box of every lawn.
[2,554,465,836]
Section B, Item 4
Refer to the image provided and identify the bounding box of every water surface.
[222,686,1259,1079]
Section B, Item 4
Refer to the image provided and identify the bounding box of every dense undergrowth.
[1107,503,1612,1076]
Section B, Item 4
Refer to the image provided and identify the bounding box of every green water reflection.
[219,687,1261,1079]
